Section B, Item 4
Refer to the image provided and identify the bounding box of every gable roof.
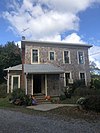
[24,64,64,74]
[4,64,22,71]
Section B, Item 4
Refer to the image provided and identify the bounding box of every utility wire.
[89,51,100,56]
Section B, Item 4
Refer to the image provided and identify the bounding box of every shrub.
[74,87,100,97]
[83,95,100,112]
[93,79,100,89]
[11,88,25,101]
[73,80,86,90]
[10,88,32,106]
[23,95,32,106]
[64,86,72,98]
[0,83,7,98]
[59,94,66,101]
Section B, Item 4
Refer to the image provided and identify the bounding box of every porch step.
[34,95,51,104]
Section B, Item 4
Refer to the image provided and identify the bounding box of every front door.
[33,75,41,94]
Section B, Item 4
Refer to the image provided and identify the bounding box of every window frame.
[11,75,20,92]
[77,51,85,64]
[63,50,71,64]
[64,72,72,87]
[79,72,87,85]
[31,48,39,64]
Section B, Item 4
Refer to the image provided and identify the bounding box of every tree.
[90,61,100,75]
[0,42,21,83]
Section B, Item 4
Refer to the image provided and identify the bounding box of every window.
[32,49,39,63]
[49,51,55,61]
[11,75,20,92]
[64,72,71,86]
[63,51,70,63]
[78,51,84,64]
[79,72,85,85]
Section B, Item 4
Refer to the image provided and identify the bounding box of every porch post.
[25,73,27,95]
[45,74,47,96]
[7,70,9,93]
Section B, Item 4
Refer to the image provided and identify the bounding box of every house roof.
[21,40,92,48]
[4,64,22,71]
[24,64,64,74]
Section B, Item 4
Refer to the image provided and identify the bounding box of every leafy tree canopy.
[90,61,100,75]
[0,41,21,83]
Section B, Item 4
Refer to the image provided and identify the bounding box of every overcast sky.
[0,0,100,67]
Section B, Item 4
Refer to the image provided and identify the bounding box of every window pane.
[13,77,18,90]
[32,49,38,63]
[78,52,84,64]
[64,51,69,63]
[80,73,85,85]
[50,52,54,60]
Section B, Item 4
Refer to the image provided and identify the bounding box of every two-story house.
[5,38,92,97]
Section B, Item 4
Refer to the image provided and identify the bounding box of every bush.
[63,85,75,98]
[93,79,100,89]
[0,83,7,98]
[59,94,66,101]
[23,95,32,106]
[73,80,86,90]
[10,88,32,106]
[83,95,100,112]
[11,88,25,101]
[74,88,100,97]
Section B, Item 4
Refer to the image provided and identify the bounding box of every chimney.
[22,36,25,40]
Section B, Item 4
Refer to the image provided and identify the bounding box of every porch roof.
[4,64,22,71]
[24,64,64,74]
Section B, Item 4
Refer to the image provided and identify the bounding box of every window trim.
[79,72,87,85]
[31,48,40,64]
[64,71,72,87]
[63,50,71,64]
[49,51,55,61]
[77,51,85,64]
[11,75,20,92]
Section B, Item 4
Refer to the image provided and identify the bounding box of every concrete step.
[34,95,51,104]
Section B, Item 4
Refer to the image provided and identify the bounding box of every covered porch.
[24,64,64,96]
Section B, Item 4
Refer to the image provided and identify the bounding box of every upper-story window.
[63,51,70,64]
[78,51,84,64]
[32,49,39,63]
[49,51,55,61]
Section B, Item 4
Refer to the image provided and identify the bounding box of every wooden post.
[45,74,47,96]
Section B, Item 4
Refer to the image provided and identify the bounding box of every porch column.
[7,70,9,93]
[45,74,47,96]
[25,73,27,95]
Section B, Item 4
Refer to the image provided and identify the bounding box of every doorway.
[33,75,41,94]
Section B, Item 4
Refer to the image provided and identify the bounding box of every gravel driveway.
[0,109,100,133]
